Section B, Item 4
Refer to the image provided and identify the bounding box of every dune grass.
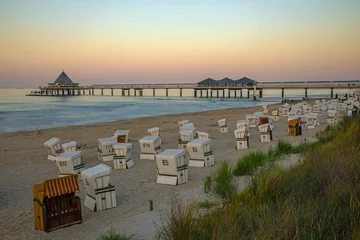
[233,151,268,176]
[203,161,236,204]
[100,227,135,240]
[158,114,360,239]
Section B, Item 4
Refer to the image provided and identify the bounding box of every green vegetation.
[202,161,236,204]
[156,200,200,240]
[197,200,218,209]
[233,151,268,176]
[157,115,360,239]
[100,227,135,240]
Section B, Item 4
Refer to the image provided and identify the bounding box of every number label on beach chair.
[162,160,169,166]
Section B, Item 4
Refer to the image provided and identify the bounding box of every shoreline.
[0,103,281,136]
[0,102,326,240]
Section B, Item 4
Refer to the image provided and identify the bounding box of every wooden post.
[149,200,153,211]
[281,88,285,98]
[305,88,308,98]
[180,88,182,97]
[330,87,334,98]
[111,88,113,96]
[101,88,104,96]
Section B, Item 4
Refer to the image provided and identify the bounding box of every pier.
[27,72,360,99]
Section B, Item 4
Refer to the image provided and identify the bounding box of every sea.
[0,88,350,133]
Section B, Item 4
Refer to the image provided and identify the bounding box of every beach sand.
[0,104,326,239]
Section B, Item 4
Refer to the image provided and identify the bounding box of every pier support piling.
[153,88,156,97]
[166,88,168,97]
[180,88,182,97]
[259,89,263,98]
[217,90,219,98]
[111,88,113,96]
[330,87,334,98]
[253,84,257,100]
[247,89,250,98]
[194,89,197,98]
[305,88,308,98]
[101,89,104,96]
[281,88,285,98]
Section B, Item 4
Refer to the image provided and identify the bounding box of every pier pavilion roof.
[54,71,74,84]
[218,77,235,84]
[235,77,258,84]
[48,71,79,87]
[197,78,217,84]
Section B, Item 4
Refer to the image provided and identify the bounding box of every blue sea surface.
[0,88,348,133]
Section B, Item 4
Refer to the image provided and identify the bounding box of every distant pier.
[26,72,360,99]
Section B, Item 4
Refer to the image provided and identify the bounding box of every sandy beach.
[0,104,327,240]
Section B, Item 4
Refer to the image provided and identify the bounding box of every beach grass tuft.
[203,161,236,204]
[233,151,268,176]
[100,227,135,240]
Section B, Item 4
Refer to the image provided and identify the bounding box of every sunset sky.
[1,0,359,87]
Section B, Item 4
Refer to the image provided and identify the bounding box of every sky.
[1,0,360,88]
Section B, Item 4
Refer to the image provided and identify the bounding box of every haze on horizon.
[1,0,360,88]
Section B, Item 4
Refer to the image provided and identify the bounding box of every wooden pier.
[27,72,360,99]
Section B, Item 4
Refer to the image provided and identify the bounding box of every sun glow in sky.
[1,0,359,87]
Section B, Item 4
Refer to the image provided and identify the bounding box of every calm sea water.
[0,88,350,133]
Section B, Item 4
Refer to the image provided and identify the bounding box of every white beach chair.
[196,131,209,139]
[156,149,188,186]
[245,114,258,128]
[139,136,161,160]
[262,105,268,113]
[259,123,272,142]
[81,164,116,212]
[178,128,196,150]
[55,151,85,179]
[113,143,134,169]
[148,127,161,145]
[234,127,249,149]
[44,137,63,161]
[61,141,77,152]
[114,130,130,143]
[178,120,189,129]
[187,138,214,167]
[218,119,228,133]
[97,137,117,162]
